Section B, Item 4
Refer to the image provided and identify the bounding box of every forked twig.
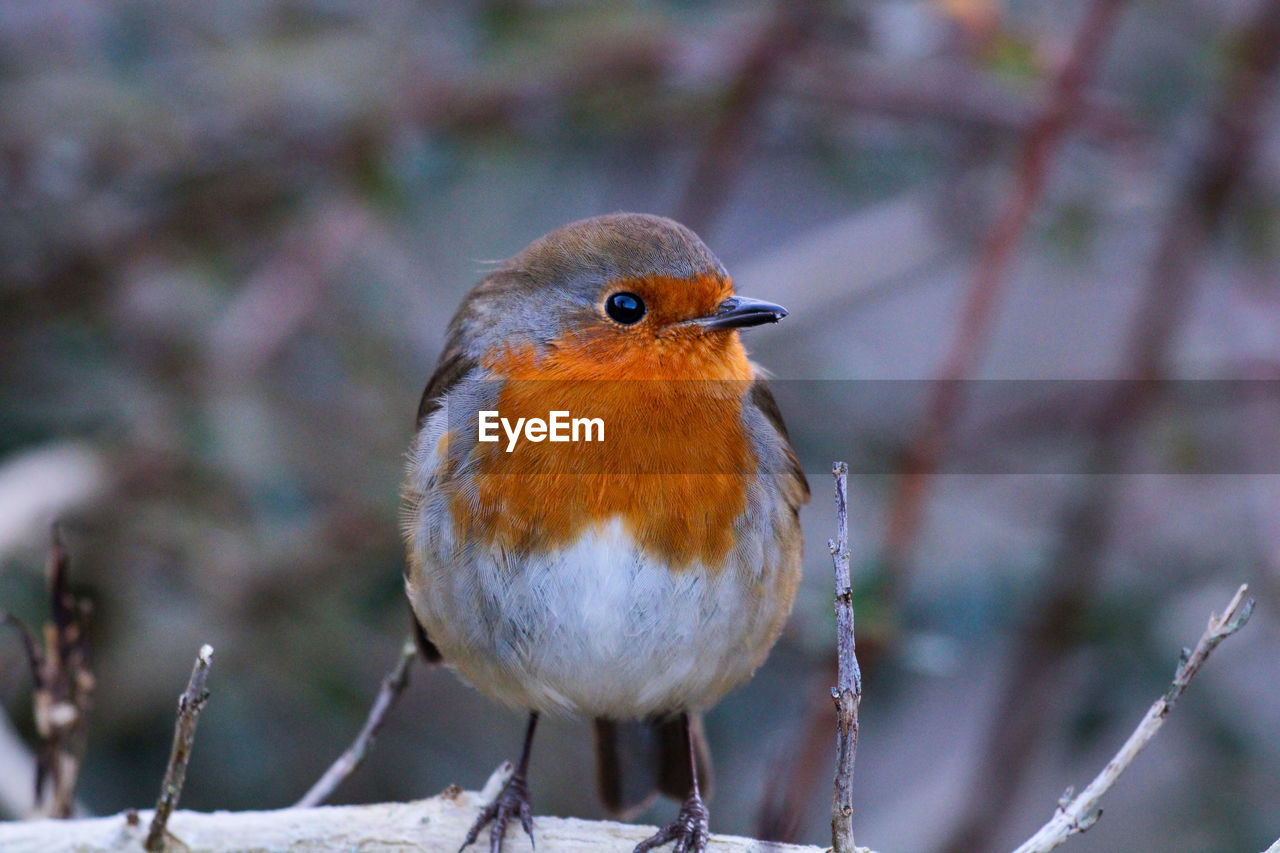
[294,637,417,808]
[1011,585,1255,853]
[146,644,214,852]
[830,462,862,853]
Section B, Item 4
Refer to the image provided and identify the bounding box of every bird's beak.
[692,296,789,330]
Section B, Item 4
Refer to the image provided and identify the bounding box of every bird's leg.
[460,711,539,853]
[633,713,708,853]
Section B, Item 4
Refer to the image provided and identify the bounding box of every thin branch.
[294,637,418,808]
[830,462,862,853]
[0,627,91,820]
[146,644,214,853]
[24,527,95,819]
[881,0,1125,586]
[1011,585,1256,853]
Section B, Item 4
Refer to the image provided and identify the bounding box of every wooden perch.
[0,788,873,853]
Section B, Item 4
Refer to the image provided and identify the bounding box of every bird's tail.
[592,714,713,820]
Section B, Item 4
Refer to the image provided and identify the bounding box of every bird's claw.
[459,771,534,853]
[633,788,708,853]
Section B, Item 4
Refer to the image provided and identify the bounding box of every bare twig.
[294,637,418,808]
[882,0,1125,586]
[3,528,97,819]
[0,649,92,821]
[146,644,214,853]
[41,530,95,818]
[1011,585,1255,853]
[829,462,862,853]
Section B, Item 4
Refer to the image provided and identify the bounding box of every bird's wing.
[749,375,810,506]
[406,342,480,665]
[416,345,480,429]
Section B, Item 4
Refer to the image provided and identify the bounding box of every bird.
[401,212,808,853]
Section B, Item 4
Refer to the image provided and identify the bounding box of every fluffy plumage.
[400,212,807,829]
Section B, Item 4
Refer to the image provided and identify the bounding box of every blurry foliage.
[1,1,1279,852]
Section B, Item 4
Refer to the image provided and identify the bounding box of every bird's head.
[457,213,788,381]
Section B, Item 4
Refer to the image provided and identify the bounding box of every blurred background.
[2,1,1280,851]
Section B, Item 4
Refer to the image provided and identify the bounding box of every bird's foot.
[459,768,534,853]
[633,788,708,853]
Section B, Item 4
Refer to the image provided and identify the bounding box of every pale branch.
[1010,585,1256,853]
[0,791,853,853]
[1263,837,1280,853]
[830,462,862,853]
[294,637,418,808]
[146,644,214,853]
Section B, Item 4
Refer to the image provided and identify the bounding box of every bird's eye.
[605,291,646,325]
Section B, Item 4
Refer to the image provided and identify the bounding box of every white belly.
[406,519,773,718]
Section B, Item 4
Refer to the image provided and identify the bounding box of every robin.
[401,213,808,853]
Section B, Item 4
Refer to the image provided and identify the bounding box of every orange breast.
[449,300,757,570]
